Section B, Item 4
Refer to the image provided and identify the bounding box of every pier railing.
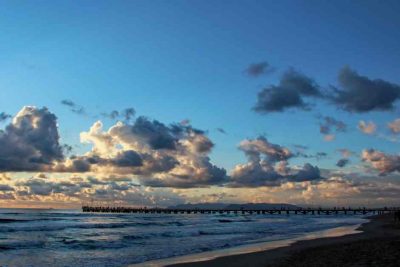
[82,206,399,215]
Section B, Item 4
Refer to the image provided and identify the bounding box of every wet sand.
[167,214,400,267]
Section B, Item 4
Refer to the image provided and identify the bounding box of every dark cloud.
[316,152,328,159]
[296,151,328,160]
[139,160,227,188]
[229,137,322,187]
[136,154,178,175]
[108,182,131,191]
[254,68,321,113]
[293,144,309,150]
[61,99,86,115]
[0,184,14,191]
[102,108,136,122]
[336,158,350,168]
[0,112,11,122]
[289,163,321,182]
[330,66,400,112]
[230,162,284,187]
[62,144,73,156]
[0,193,15,200]
[17,179,88,197]
[111,150,143,167]
[318,116,347,141]
[17,179,54,196]
[216,128,227,134]
[0,106,64,172]
[245,61,275,77]
[130,117,181,150]
[87,176,108,185]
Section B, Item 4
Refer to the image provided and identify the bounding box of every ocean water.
[0,209,366,267]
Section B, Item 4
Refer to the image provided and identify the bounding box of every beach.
[168,214,400,267]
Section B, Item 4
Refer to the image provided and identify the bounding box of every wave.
[218,218,253,223]
[0,218,73,224]
[0,219,33,223]
[0,220,186,233]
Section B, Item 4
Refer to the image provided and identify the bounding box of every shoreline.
[129,216,368,267]
[162,213,399,267]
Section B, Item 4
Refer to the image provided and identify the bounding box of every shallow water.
[0,208,366,267]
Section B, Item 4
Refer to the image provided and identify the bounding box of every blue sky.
[1,1,400,206]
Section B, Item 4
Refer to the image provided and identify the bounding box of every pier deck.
[82,206,397,215]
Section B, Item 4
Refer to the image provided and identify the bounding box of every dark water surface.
[0,208,366,266]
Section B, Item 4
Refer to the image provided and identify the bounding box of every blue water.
[0,209,366,266]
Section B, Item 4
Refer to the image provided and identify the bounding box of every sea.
[0,208,367,267]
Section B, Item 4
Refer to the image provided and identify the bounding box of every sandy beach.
[167,214,400,267]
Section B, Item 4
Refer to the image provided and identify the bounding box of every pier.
[82,206,398,215]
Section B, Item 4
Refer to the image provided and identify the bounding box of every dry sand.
[167,214,400,267]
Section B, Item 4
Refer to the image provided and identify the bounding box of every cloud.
[358,120,376,135]
[245,61,275,77]
[238,136,293,163]
[0,112,11,123]
[229,136,322,187]
[0,174,11,182]
[15,178,91,197]
[388,119,400,134]
[254,68,322,113]
[61,99,86,115]
[0,106,64,172]
[289,163,321,182]
[337,148,353,158]
[111,150,143,167]
[102,108,136,122]
[319,116,347,141]
[362,149,400,175]
[0,184,14,191]
[216,128,227,134]
[336,158,350,168]
[17,179,55,196]
[315,152,328,160]
[79,117,227,187]
[330,66,400,112]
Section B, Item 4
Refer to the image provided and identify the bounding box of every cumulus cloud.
[245,61,275,77]
[362,149,400,175]
[61,99,86,115]
[79,116,227,187]
[229,136,322,187]
[289,163,321,182]
[330,66,400,112]
[358,120,376,135]
[388,118,400,134]
[0,106,64,172]
[254,68,322,113]
[318,116,347,141]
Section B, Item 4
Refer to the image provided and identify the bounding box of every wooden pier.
[82,206,398,215]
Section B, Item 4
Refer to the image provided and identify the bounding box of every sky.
[1,0,400,208]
